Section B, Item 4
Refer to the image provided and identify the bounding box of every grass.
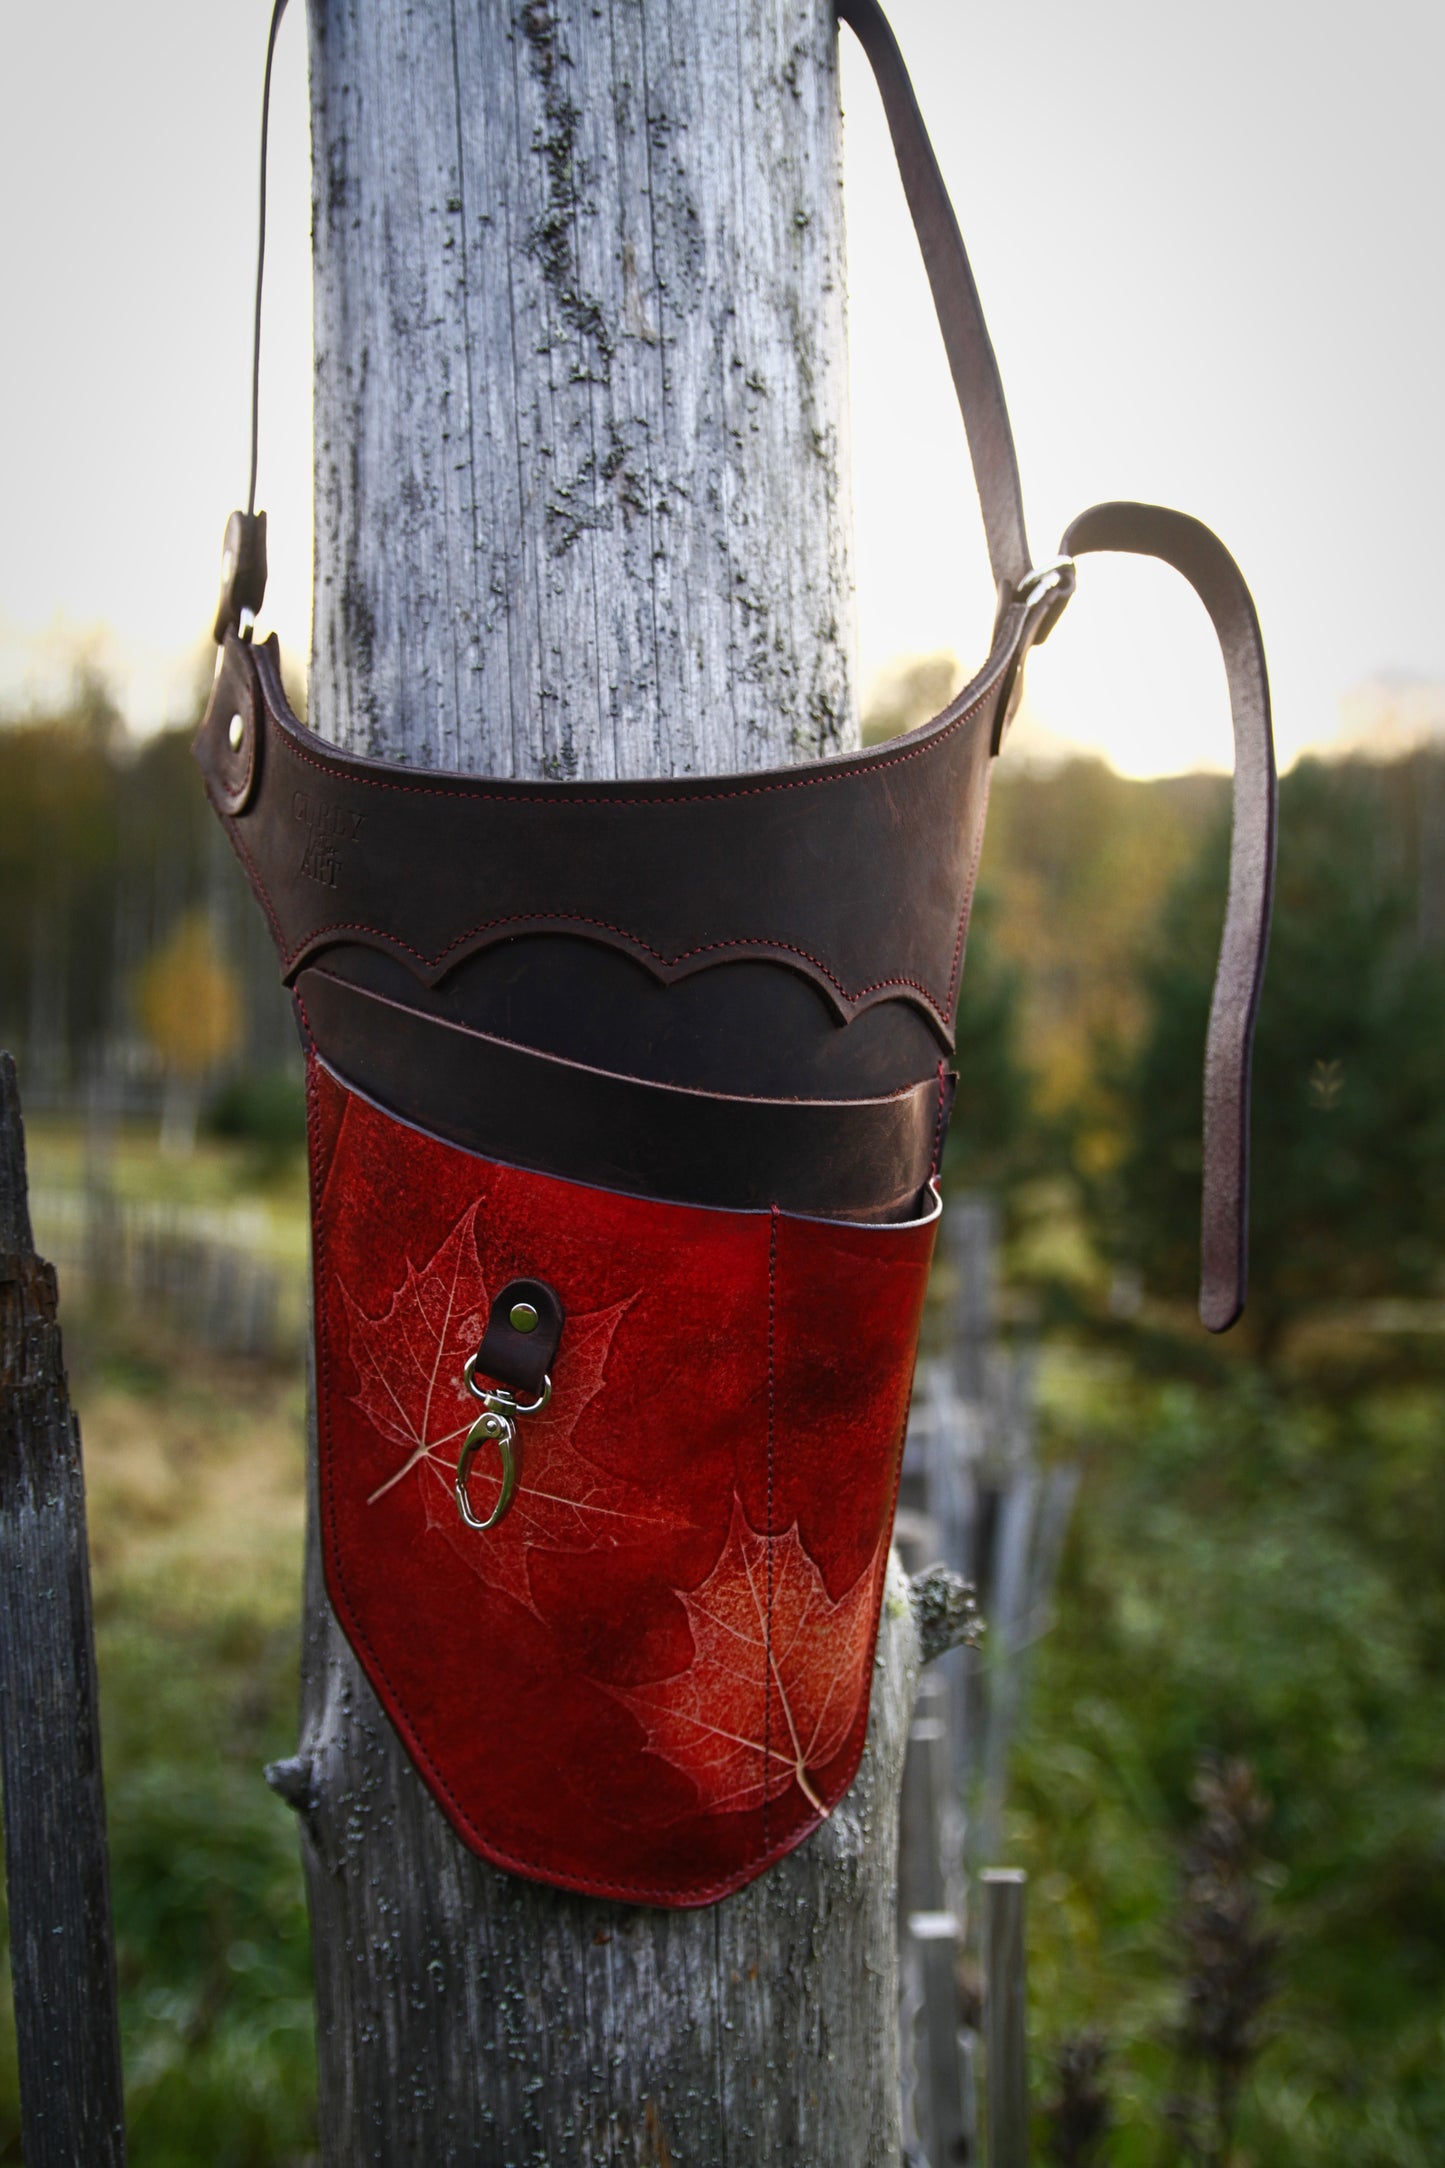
[1015,1357,1445,2166]
[21,1116,311,1272]
[0,1281,317,2165]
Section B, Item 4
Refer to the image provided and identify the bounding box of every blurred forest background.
[1,657,1443,2165]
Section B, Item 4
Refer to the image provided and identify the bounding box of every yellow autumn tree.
[135,912,243,1151]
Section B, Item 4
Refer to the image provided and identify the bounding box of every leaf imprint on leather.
[618,1499,883,1819]
[340,1199,667,1613]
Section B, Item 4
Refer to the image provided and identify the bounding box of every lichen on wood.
[297,4,926,2159]
[309,0,857,783]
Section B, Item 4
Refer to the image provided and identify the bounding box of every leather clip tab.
[470,1279,565,1401]
[213,509,269,645]
[1012,555,1076,637]
[990,557,1077,752]
[195,630,262,816]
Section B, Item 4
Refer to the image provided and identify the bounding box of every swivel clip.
[1012,554,1075,615]
[455,1351,552,1533]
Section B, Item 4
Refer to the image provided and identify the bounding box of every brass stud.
[228,712,245,751]
[509,1301,539,1334]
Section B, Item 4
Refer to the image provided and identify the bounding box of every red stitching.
[929,1062,948,1181]
[281,909,955,1027]
[763,1204,779,1854]
[308,1071,920,1905]
[945,760,994,1013]
[243,686,1001,1031]
[270,675,998,807]
[216,792,288,958]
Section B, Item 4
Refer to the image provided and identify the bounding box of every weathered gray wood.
[896,1553,981,2167]
[982,1869,1028,2168]
[278,1538,925,2163]
[0,1052,126,2168]
[310,0,856,780]
[289,1,938,2160]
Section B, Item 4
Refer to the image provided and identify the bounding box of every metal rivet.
[509,1301,539,1334]
[228,712,245,750]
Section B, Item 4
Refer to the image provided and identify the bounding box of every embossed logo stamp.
[293,791,364,889]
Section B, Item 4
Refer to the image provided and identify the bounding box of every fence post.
[983,1868,1029,2168]
[0,1052,126,2166]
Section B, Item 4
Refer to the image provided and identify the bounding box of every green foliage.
[1015,1367,1445,2165]
[103,1609,316,2168]
[945,886,1037,1194]
[0,1317,315,2167]
[0,682,126,1069]
[1110,757,1445,1351]
[982,762,1226,1128]
[206,1069,307,1159]
[1164,1758,1280,2167]
[0,687,295,1093]
[0,1600,315,2167]
[1041,2030,1111,2165]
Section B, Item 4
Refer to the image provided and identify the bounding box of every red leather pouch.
[199,0,1275,1911]
[308,1056,938,1905]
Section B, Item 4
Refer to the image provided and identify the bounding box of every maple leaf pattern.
[619,1499,883,1819]
[340,1200,662,1614]
[344,1200,491,1497]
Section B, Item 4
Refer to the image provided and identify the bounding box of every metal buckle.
[990,556,1078,754]
[1012,556,1075,611]
[455,1355,553,1531]
[461,1352,552,1419]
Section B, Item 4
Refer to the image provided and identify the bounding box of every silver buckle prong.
[1013,556,1075,610]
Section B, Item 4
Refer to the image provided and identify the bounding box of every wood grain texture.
[0,1054,126,2168]
[983,1870,1029,2168]
[295,3,932,2159]
[283,1523,921,2162]
[310,0,857,780]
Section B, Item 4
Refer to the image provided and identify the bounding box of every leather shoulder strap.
[837,0,1031,597]
[217,0,1034,638]
[1061,504,1278,1333]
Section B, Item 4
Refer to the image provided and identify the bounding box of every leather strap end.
[194,630,262,816]
[1060,503,1277,1335]
[473,1279,564,1399]
[1199,986,1249,1332]
[213,509,268,645]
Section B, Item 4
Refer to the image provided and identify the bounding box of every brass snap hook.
[454,1354,552,1531]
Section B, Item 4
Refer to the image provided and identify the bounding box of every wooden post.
[947,1196,998,1407]
[0,1053,126,2168]
[896,1527,981,2163]
[268,2,967,2159]
[982,1869,1028,2168]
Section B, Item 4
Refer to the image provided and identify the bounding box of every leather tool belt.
[196,0,1276,1906]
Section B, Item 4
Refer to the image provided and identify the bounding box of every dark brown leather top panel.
[202,0,1276,1310]
[197,628,1014,1054]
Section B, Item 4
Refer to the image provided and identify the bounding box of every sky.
[1,0,1441,777]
